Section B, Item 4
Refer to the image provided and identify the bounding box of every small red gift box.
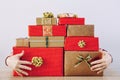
[28,25,66,36]
[64,37,99,51]
[13,47,63,76]
[58,17,85,25]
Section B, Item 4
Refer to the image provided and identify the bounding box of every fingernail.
[90,62,93,65]
[26,73,28,76]
[97,72,99,74]
[91,69,94,71]
[90,67,93,70]
[30,68,32,70]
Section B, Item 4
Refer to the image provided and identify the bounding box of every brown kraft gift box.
[67,25,94,36]
[36,18,57,25]
[16,38,29,47]
[29,36,64,47]
[64,51,103,76]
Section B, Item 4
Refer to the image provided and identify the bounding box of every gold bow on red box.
[31,57,43,67]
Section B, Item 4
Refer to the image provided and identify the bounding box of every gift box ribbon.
[57,13,78,18]
[30,37,64,47]
[46,36,49,47]
[41,18,53,25]
[31,57,43,67]
[43,26,52,36]
[78,40,86,48]
[43,12,54,18]
[74,54,92,68]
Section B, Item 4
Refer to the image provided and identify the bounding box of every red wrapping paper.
[13,47,63,76]
[64,37,99,51]
[28,25,43,36]
[58,17,85,25]
[28,25,66,36]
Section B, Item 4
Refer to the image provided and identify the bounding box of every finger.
[91,59,105,65]
[19,60,32,65]
[99,49,107,56]
[15,51,24,58]
[97,70,104,74]
[16,69,28,76]
[91,62,106,70]
[18,65,32,71]
[15,70,23,77]
[91,65,106,71]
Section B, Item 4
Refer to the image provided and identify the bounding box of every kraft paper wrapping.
[36,18,57,25]
[64,51,103,76]
[29,36,64,47]
[16,38,29,47]
[67,25,94,36]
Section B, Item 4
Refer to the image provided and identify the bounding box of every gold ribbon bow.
[43,12,54,18]
[74,54,92,68]
[31,57,43,67]
[57,13,78,18]
[78,40,86,48]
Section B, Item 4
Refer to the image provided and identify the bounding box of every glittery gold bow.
[57,13,78,18]
[43,12,54,18]
[74,54,92,68]
[31,57,43,67]
[78,40,86,48]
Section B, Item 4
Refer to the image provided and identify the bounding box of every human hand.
[6,51,32,76]
[90,49,112,74]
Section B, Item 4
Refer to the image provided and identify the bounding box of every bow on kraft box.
[64,51,103,76]
[36,12,57,25]
[12,47,64,76]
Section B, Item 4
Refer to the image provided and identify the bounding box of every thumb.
[99,49,105,58]
[15,50,24,58]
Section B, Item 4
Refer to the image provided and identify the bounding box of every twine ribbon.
[74,54,92,68]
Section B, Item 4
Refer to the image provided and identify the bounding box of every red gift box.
[58,18,85,25]
[64,37,99,51]
[13,47,63,76]
[28,25,66,36]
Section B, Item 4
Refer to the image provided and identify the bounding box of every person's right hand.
[6,51,32,76]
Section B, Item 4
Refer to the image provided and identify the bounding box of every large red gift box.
[13,47,63,76]
[28,25,66,36]
[58,18,85,25]
[64,37,99,51]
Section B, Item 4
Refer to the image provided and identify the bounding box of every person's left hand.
[90,49,112,74]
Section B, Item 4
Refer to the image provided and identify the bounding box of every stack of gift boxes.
[13,12,103,76]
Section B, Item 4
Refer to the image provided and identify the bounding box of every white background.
[0,0,120,74]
